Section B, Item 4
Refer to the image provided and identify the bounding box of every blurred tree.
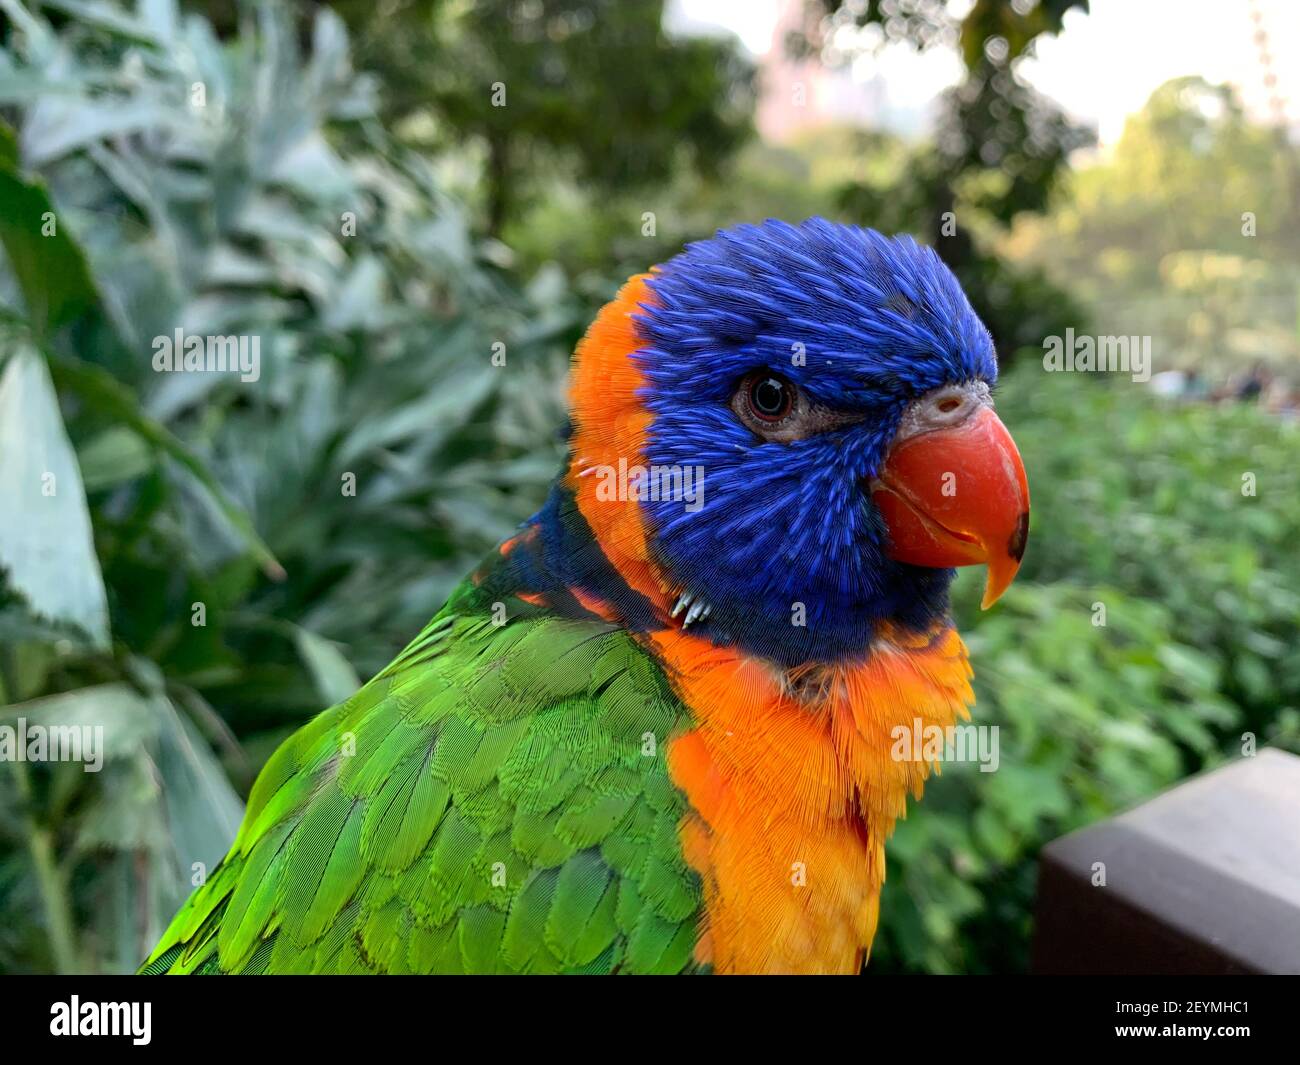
[320,0,756,236]
[1008,76,1300,374]
[793,0,1093,358]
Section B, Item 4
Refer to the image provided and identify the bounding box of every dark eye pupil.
[751,377,788,417]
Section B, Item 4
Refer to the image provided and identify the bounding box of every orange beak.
[870,406,1029,609]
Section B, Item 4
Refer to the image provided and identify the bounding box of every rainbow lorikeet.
[142,219,1028,975]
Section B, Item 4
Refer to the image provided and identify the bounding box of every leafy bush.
[0,0,572,973]
[996,369,1300,744]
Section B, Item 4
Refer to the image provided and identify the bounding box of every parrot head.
[563,217,1029,667]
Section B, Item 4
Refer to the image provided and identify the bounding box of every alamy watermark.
[890,718,1000,773]
[586,457,705,513]
[1042,328,1151,383]
[0,718,104,772]
[50,997,150,1045]
[151,328,260,383]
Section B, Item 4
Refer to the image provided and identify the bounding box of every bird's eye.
[730,370,862,443]
[745,373,794,422]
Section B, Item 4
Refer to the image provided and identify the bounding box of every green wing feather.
[142,579,702,974]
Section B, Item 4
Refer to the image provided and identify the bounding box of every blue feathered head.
[556,218,1026,667]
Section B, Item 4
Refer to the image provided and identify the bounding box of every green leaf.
[0,343,109,647]
[22,97,176,169]
[152,693,245,884]
[1157,644,1220,691]
[0,119,99,338]
[39,0,171,47]
[44,351,285,580]
[294,626,361,707]
[77,426,153,491]
[0,683,159,757]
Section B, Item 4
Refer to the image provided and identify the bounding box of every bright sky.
[670,0,1300,148]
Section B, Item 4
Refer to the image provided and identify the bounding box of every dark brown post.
[1033,748,1300,974]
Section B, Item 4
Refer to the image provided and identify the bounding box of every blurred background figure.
[0,0,1296,975]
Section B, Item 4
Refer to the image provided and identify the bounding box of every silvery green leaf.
[0,345,109,647]
[294,626,361,707]
[0,682,159,757]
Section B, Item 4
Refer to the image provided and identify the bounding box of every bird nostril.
[936,397,961,414]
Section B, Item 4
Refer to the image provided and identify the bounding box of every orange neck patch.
[658,622,973,974]
[565,273,675,616]
[565,273,975,974]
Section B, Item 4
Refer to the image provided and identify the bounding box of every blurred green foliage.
[1009,76,1300,376]
[1006,371,1300,741]
[0,0,1296,977]
[0,0,580,972]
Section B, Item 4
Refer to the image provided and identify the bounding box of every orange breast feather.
[658,624,973,974]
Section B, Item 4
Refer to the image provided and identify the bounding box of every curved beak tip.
[979,510,1030,610]
[872,405,1030,608]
